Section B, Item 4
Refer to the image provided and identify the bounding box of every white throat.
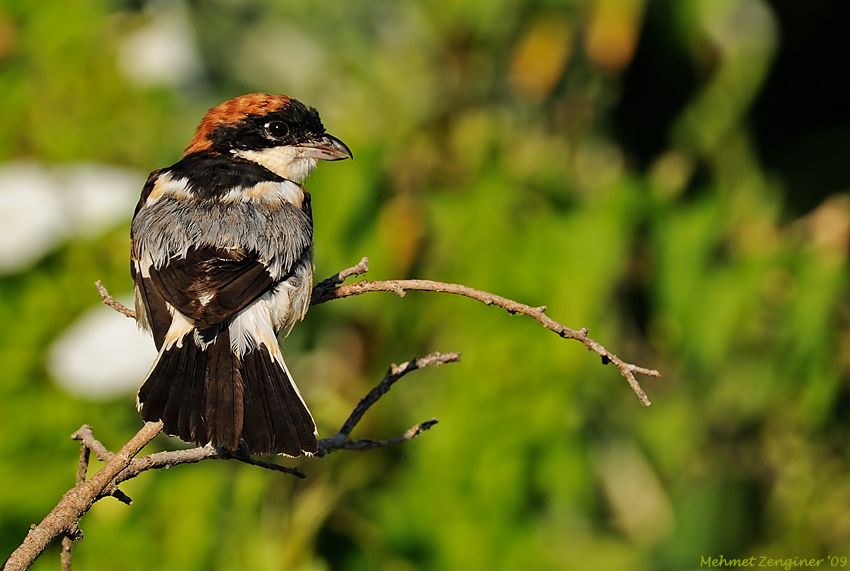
[234,146,318,183]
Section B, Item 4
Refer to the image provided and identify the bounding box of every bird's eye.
[264,121,290,140]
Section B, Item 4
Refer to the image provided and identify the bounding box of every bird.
[130,93,352,456]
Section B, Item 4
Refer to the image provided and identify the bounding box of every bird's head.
[184,93,352,183]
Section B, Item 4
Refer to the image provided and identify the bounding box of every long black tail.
[138,330,318,456]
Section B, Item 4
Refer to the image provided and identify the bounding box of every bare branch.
[322,419,439,452]
[310,268,660,406]
[94,281,135,319]
[313,256,370,292]
[114,446,307,484]
[342,352,458,439]
[58,443,90,571]
[318,352,460,455]
[71,425,113,462]
[223,453,307,478]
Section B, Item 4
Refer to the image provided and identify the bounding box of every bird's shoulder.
[161,152,287,198]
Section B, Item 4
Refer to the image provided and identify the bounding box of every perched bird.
[130,93,351,456]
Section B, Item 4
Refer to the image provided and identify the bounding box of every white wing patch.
[218,180,305,209]
[145,173,192,205]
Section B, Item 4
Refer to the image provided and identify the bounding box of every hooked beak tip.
[300,134,352,161]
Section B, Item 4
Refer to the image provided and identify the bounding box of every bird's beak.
[297,133,353,161]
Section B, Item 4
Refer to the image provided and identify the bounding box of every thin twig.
[340,352,458,438]
[114,446,307,484]
[318,352,460,455]
[58,443,90,571]
[324,419,439,452]
[94,281,135,319]
[310,270,660,406]
[312,256,369,292]
[71,425,113,462]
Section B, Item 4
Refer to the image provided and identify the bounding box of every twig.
[323,419,439,452]
[71,426,113,462]
[116,446,307,483]
[310,264,660,406]
[58,443,90,571]
[339,352,459,438]
[312,256,369,292]
[69,425,308,486]
[318,352,460,455]
[94,281,135,319]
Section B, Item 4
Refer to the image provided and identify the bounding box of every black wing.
[133,266,172,350]
[148,246,276,331]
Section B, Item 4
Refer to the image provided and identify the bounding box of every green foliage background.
[1,1,849,569]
